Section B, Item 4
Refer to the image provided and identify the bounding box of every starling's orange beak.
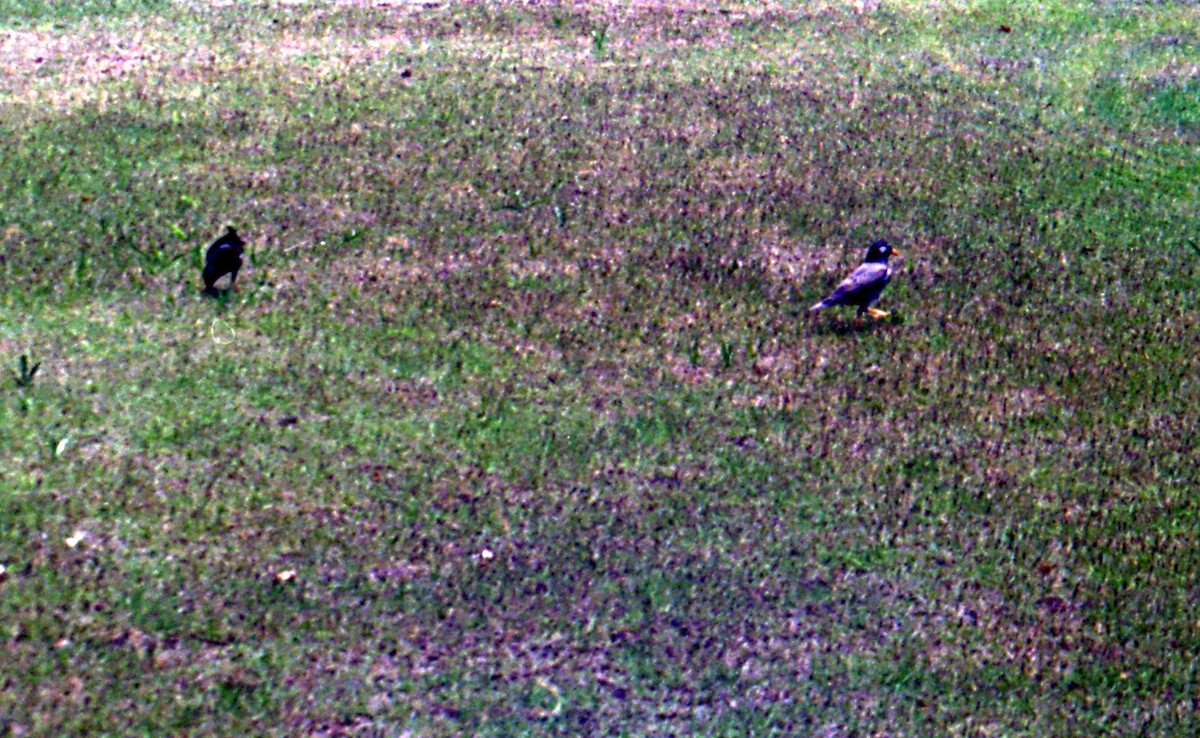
[892,248,902,258]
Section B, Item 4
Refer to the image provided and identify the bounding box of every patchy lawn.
[2,1,1199,735]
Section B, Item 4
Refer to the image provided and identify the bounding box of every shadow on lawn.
[807,313,904,336]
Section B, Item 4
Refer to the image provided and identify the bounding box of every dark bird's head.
[224,226,245,253]
[864,239,898,263]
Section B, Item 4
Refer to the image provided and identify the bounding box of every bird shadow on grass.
[807,314,903,336]
[202,286,237,303]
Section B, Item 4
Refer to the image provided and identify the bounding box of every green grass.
[2,1,1200,735]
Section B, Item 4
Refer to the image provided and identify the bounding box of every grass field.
[2,0,1199,735]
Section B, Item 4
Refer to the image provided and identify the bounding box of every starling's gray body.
[203,226,245,294]
[809,239,898,317]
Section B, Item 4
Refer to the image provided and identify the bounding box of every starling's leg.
[866,307,890,319]
[229,266,240,290]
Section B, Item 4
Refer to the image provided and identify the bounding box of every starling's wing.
[209,233,242,253]
[810,262,889,310]
[205,238,245,282]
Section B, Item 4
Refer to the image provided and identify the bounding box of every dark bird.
[809,239,900,318]
[202,226,245,295]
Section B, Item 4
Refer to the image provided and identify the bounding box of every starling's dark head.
[864,239,898,263]
[225,226,246,253]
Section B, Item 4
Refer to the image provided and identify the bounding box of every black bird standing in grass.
[202,226,245,295]
[809,239,900,319]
